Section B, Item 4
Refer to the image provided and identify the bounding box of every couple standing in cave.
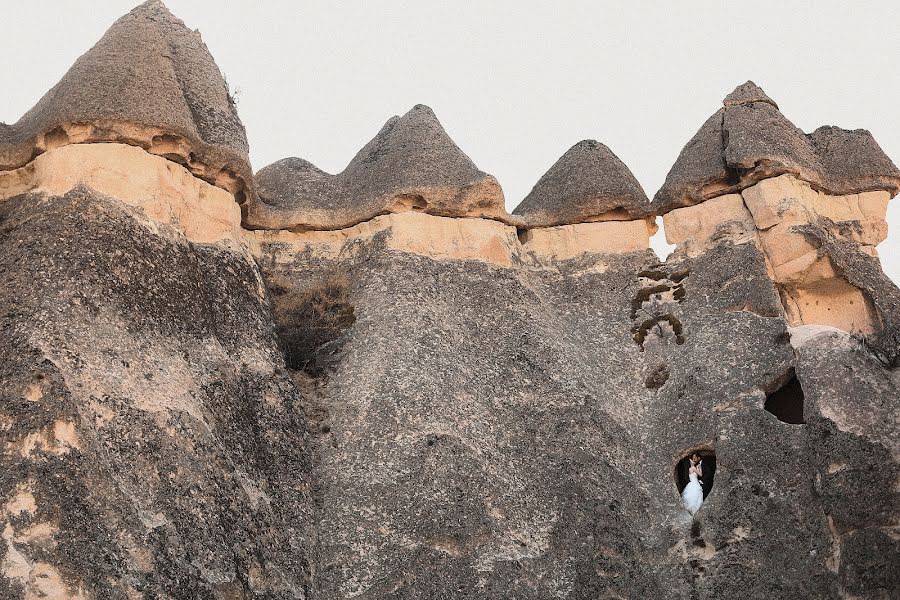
[680,452,714,515]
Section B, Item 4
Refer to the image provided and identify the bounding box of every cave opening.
[765,370,805,424]
[675,449,716,500]
[267,273,356,377]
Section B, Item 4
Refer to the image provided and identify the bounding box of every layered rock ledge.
[0,143,243,246]
[653,81,900,213]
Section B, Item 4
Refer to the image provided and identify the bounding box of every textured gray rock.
[0,186,312,597]
[512,140,651,226]
[722,80,779,107]
[248,215,899,599]
[653,81,900,213]
[1,4,898,599]
[0,0,253,202]
[247,105,507,230]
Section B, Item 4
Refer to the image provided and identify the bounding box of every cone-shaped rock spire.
[653,81,900,213]
[247,105,506,230]
[512,140,649,227]
[723,80,779,108]
[0,0,252,201]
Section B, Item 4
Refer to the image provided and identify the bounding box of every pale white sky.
[4,1,899,281]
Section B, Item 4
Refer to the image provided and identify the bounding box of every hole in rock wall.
[390,194,428,212]
[645,363,670,389]
[42,126,70,151]
[267,273,356,376]
[764,370,805,424]
[631,267,688,350]
[675,449,716,499]
[649,217,675,261]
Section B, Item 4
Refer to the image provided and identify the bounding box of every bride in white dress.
[681,462,704,515]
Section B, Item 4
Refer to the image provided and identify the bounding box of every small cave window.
[765,370,805,424]
[675,449,716,500]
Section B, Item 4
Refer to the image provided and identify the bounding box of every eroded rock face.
[0,143,243,245]
[246,105,506,231]
[653,81,900,213]
[664,174,890,334]
[0,150,312,598]
[1,3,898,598]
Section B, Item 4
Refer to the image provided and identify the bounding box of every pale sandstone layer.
[664,174,890,333]
[0,143,243,245]
[246,211,656,270]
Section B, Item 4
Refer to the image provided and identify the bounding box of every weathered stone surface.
[520,219,656,260]
[0,183,312,597]
[1,4,898,599]
[662,193,756,256]
[722,80,779,108]
[0,0,253,203]
[512,140,650,226]
[654,81,900,212]
[664,174,892,335]
[246,105,507,230]
[0,143,243,245]
[248,216,900,598]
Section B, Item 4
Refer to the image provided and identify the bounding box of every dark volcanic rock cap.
[512,140,650,226]
[247,104,507,230]
[0,0,253,202]
[653,81,900,214]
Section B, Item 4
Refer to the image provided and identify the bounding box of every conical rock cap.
[513,140,650,227]
[0,0,253,201]
[248,105,506,230]
[653,81,900,213]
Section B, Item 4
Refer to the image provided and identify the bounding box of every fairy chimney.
[1,3,898,598]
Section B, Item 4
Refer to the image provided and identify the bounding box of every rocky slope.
[1,2,898,599]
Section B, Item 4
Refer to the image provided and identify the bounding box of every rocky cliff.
[1,2,898,599]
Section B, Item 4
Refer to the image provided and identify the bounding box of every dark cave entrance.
[675,449,716,500]
[765,370,805,424]
[267,273,356,377]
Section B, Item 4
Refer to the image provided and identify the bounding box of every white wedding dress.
[682,472,704,515]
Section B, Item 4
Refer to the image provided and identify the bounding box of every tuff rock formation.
[0,0,254,204]
[1,4,899,600]
[512,139,651,227]
[247,105,506,231]
[654,80,900,214]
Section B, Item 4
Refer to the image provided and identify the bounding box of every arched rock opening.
[765,369,805,424]
[675,449,716,500]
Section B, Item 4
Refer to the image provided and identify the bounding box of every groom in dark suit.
[690,452,715,499]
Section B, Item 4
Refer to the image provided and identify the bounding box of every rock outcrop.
[1,3,898,599]
[246,104,506,231]
[654,81,900,213]
[0,0,254,204]
[512,139,651,226]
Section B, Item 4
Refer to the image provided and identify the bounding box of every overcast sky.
[5,1,899,281]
